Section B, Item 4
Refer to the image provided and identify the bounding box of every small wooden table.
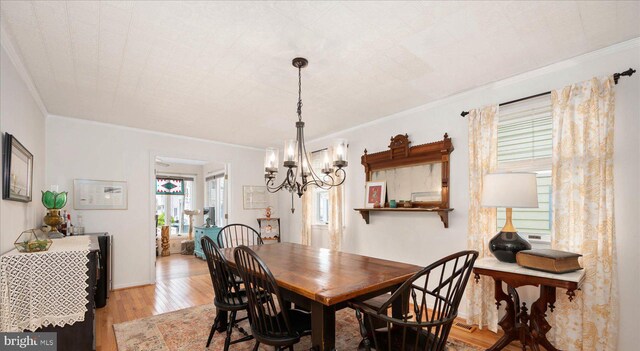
[222,243,422,351]
[473,257,585,351]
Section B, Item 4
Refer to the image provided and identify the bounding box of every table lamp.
[482,172,539,263]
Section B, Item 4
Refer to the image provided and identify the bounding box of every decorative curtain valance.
[156,178,185,195]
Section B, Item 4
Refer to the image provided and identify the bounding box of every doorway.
[153,156,227,281]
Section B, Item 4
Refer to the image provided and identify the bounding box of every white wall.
[283,39,640,349]
[46,116,280,289]
[0,45,46,254]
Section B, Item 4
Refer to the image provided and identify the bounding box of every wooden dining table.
[221,242,422,351]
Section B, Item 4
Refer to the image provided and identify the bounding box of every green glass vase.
[41,191,67,210]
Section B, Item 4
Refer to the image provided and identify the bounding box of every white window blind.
[496,95,553,243]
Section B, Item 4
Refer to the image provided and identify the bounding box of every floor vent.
[452,321,477,333]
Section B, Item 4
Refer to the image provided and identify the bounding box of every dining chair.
[217,223,264,248]
[201,236,254,350]
[349,250,479,351]
[233,245,312,351]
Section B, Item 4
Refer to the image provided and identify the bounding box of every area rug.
[113,304,482,351]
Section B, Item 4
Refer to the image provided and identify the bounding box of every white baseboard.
[112,281,154,290]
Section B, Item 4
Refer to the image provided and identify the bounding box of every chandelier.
[264,57,347,211]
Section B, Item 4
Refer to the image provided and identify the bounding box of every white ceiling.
[1,1,638,148]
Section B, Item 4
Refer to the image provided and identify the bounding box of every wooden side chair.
[217,223,263,248]
[349,250,479,351]
[201,236,253,350]
[233,245,312,351]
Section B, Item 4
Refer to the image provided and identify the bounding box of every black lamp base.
[489,231,531,263]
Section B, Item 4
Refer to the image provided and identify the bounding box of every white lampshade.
[481,172,539,208]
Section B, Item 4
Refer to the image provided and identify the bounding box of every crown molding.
[47,114,263,152]
[309,37,640,144]
[0,20,49,116]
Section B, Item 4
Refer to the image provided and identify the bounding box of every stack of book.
[516,249,582,274]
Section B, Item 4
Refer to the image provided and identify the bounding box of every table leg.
[530,285,560,351]
[488,280,517,351]
[311,301,336,351]
[392,288,409,319]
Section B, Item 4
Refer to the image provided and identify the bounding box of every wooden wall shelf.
[354,208,454,228]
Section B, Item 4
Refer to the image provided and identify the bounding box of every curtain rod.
[460,67,636,117]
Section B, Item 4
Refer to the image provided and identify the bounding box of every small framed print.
[2,133,34,202]
[365,181,386,208]
[74,179,128,210]
[243,185,268,209]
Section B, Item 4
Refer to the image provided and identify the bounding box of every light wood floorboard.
[96,254,522,351]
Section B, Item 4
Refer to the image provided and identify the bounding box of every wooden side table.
[473,257,585,351]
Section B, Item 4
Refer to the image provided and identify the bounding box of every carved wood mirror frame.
[361,133,453,209]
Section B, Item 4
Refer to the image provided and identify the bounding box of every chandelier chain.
[297,66,303,120]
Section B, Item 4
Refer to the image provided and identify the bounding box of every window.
[307,148,346,226]
[205,173,226,227]
[316,189,329,225]
[310,151,329,225]
[156,176,194,235]
[496,95,552,243]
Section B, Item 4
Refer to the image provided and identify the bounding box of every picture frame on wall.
[74,179,128,210]
[365,181,386,208]
[243,185,268,209]
[2,133,34,202]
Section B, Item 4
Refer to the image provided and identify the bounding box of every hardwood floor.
[155,253,210,281]
[96,254,522,351]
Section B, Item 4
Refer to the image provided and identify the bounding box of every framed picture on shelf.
[243,185,268,209]
[74,179,128,210]
[364,181,386,208]
[2,133,33,202]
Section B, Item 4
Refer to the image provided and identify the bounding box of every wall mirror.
[357,134,454,227]
[370,162,443,204]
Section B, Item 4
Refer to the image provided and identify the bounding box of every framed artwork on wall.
[365,181,386,208]
[2,133,33,202]
[243,185,268,209]
[74,179,128,210]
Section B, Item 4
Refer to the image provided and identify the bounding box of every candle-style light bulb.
[322,149,332,174]
[264,148,279,173]
[302,155,310,176]
[332,139,348,168]
[283,140,297,168]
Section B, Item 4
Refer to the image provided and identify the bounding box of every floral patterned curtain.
[550,76,618,350]
[328,174,344,251]
[301,192,312,246]
[465,104,499,332]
